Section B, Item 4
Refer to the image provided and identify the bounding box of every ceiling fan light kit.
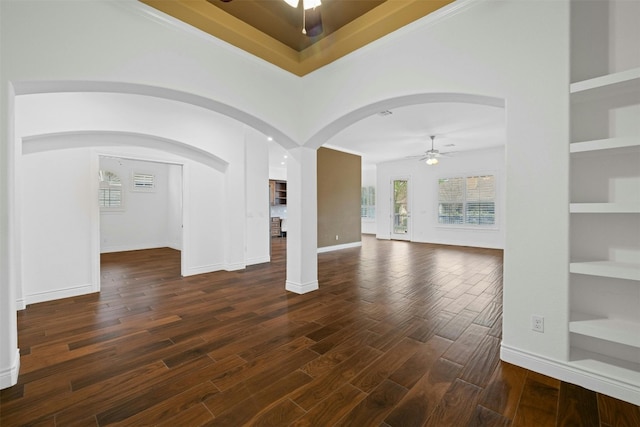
[424,135,441,166]
[283,0,321,10]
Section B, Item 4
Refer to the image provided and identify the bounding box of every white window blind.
[465,175,495,225]
[361,186,375,219]
[438,177,464,224]
[133,173,155,190]
[99,171,123,209]
[438,175,495,225]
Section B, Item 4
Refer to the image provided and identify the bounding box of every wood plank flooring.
[1,235,639,426]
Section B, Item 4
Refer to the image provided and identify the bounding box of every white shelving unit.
[570,203,640,214]
[570,261,640,281]
[568,0,640,404]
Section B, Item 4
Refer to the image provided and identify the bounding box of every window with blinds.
[361,186,375,219]
[438,175,495,225]
[132,173,155,190]
[99,170,123,209]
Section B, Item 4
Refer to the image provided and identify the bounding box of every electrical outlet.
[335,235,339,240]
[531,315,544,333]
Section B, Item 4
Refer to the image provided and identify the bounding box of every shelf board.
[570,312,640,348]
[570,261,640,281]
[570,67,640,95]
[570,203,640,213]
[570,347,640,387]
[570,137,640,154]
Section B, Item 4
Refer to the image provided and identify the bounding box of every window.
[99,170,123,209]
[361,186,375,219]
[132,173,155,191]
[438,175,495,225]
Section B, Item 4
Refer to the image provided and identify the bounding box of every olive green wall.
[317,147,361,248]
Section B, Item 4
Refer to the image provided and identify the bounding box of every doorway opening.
[391,177,411,241]
[98,155,184,287]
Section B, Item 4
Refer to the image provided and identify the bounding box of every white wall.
[21,149,97,306]
[245,127,271,265]
[376,147,505,249]
[99,156,174,253]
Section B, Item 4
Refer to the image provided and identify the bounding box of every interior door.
[390,178,411,241]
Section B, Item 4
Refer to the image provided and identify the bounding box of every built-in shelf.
[570,312,640,348]
[570,67,640,99]
[570,203,640,213]
[570,347,640,387]
[568,0,640,405]
[570,137,640,154]
[570,261,640,281]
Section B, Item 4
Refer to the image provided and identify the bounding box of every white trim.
[24,283,95,306]
[90,153,101,295]
[225,262,246,272]
[246,255,270,266]
[317,241,363,253]
[0,349,20,390]
[501,344,640,406]
[15,299,26,311]
[286,280,319,294]
[100,242,174,254]
[183,263,224,277]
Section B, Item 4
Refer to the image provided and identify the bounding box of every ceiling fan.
[419,135,448,166]
[220,0,324,37]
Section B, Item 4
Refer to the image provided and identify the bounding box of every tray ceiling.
[140,0,455,75]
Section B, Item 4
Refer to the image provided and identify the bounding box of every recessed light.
[284,155,288,159]
[267,136,273,141]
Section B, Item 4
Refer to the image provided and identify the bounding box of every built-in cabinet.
[269,180,287,206]
[569,0,640,399]
[270,217,281,237]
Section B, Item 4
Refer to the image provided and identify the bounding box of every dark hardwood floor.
[1,235,639,426]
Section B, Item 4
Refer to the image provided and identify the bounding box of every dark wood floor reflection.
[2,236,639,426]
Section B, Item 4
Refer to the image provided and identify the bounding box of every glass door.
[391,178,411,241]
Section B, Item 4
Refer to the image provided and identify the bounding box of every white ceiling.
[269,102,506,172]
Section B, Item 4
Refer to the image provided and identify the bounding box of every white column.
[285,146,318,294]
[0,84,20,389]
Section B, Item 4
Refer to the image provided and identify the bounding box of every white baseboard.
[501,343,640,406]
[246,255,270,266]
[286,280,319,294]
[317,241,362,253]
[0,349,20,390]
[16,298,26,311]
[25,283,95,306]
[182,263,224,277]
[225,262,246,271]
[100,242,170,254]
